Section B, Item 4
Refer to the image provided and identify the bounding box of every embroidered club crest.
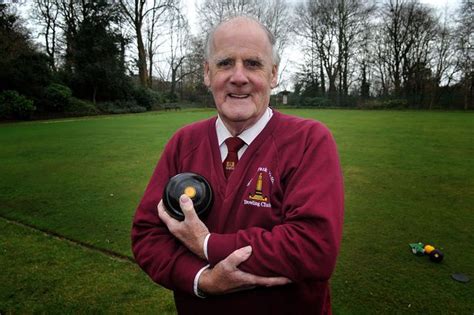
[249,172,268,202]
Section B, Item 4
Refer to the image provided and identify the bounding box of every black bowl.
[163,172,213,221]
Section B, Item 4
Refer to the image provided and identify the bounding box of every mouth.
[228,93,250,99]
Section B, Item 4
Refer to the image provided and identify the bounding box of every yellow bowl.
[424,245,435,254]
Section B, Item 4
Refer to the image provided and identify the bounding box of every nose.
[230,63,249,86]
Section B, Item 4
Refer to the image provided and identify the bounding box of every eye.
[216,59,233,68]
[245,59,262,69]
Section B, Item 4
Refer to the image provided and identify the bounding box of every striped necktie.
[223,137,245,178]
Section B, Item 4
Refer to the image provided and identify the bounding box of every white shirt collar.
[216,107,273,147]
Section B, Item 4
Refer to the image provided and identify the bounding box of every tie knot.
[225,137,245,153]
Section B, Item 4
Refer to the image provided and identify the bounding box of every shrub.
[96,100,146,114]
[97,101,127,114]
[382,99,408,109]
[0,90,36,119]
[164,92,178,103]
[44,83,73,111]
[131,87,162,110]
[357,99,383,109]
[358,98,409,110]
[67,97,99,116]
[301,97,332,107]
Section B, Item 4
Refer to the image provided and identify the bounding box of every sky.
[181,0,462,91]
[182,0,461,33]
[13,0,463,92]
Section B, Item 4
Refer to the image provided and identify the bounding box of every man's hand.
[158,194,209,259]
[198,246,291,295]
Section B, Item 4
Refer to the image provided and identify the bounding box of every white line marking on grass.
[0,215,135,264]
[40,117,114,124]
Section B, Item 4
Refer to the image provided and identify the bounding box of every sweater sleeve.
[131,133,208,295]
[207,123,344,282]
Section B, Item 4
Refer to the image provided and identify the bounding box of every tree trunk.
[429,82,436,110]
[320,58,325,95]
[464,74,472,111]
[148,43,153,88]
[136,28,148,87]
[92,86,97,104]
[328,73,337,101]
[170,70,177,97]
[120,36,126,73]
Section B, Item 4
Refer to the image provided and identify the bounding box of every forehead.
[210,19,272,61]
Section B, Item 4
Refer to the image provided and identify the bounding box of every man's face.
[204,19,278,131]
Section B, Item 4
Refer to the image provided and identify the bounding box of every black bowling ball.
[162,172,213,221]
[429,249,444,263]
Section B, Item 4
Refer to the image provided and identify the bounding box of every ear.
[270,64,278,89]
[204,62,210,87]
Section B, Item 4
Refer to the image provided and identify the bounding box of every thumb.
[179,194,197,219]
[225,246,252,267]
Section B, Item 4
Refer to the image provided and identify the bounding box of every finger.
[235,271,291,287]
[259,276,292,287]
[224,246,252,267]
[157,200,173,225]
[179,194,198,220]
[226,285,257,294]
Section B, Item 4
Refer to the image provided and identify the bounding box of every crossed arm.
[157,195,291,295]
[132,123,343,297]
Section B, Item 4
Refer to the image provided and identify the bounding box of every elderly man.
[132,16,344,314]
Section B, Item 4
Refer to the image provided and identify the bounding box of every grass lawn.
[0,109,473,313]
[0,219,175,314]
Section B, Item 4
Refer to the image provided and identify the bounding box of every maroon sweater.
[132,111,344,315]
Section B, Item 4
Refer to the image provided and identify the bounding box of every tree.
[336,0,376,102]
[377,0,445,107]
[293,65,322,98]
[144,0,168,87]
[71,1,129,103]
[56,0,81,74]
[428,9,456,109]
[0,5,51,102]
[31,0,60,71]
[403,5,437,107]
[165,10,195,98]
[454,0,473,110]
[295,0,375,105]
[119,0,175,87]
[254,0,292,57]
[179,35,209,103]
[197,0,253,31]
[373,34,388,97]
[294,1,325,95]
[379,0,419,97]
[196,0,292,60]
[358,21,373,99]
[295,0,339,100]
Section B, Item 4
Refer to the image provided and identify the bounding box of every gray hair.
[204,16,281,66]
